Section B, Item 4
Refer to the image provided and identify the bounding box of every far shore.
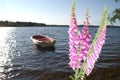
[0,25,120,28]
[0,20,119,27]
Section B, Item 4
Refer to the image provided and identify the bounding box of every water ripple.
[0,27,120,80]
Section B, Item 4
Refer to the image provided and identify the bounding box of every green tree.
[115,0,120,2]
[108,0,120,25]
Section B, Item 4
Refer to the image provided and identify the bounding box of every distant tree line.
[0,20,46,27]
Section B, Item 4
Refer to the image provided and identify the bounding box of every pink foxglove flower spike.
[68,0,82,70]
[68,0,91,80]
[85,7,108,75]
[68,0,108,80]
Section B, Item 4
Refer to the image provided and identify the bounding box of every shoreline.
[0,21,119,27]
[0,25,120,27]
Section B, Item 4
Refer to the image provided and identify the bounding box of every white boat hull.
[31,35,55,48]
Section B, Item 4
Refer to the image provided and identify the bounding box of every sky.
[0,0,120,25]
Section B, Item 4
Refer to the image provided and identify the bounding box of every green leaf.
[69,75,75,80]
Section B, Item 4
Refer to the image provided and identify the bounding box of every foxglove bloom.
[68,2,83,70]
[68,1,92,71]
[68,1,108,80]
[85,7,108,76]
[80,10,91,60]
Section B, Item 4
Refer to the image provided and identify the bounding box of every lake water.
[0,26,120,80]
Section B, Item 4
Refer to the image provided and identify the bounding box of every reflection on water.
[0,27,17,79]
[0,27,120,80]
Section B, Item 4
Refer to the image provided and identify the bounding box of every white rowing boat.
[31,35,55,48]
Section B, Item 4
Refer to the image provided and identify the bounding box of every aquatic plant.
[68,0,108,80]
